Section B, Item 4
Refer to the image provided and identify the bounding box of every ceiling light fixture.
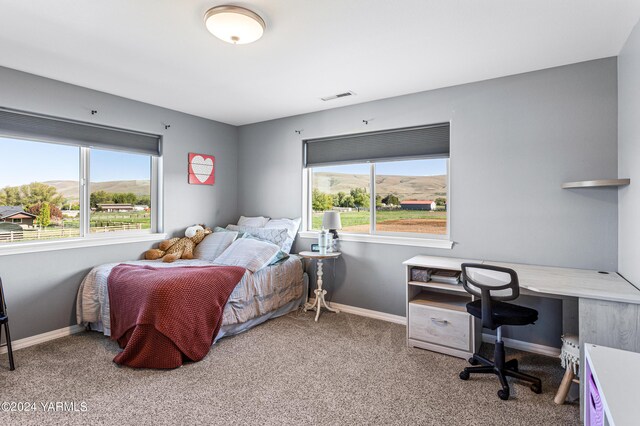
[204,5,265,45]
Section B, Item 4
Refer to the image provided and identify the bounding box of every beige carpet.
[0,311,579,425]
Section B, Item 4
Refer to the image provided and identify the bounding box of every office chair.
[0,276,15,371]
[458,263,541,400]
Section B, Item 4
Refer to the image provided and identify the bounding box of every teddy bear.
[144,225,212,263]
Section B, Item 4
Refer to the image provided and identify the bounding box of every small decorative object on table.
[318,229,330,254]
[299,251,341,322]
[322,211,342,252]
[430,269,461,285]
[410,267,431,283]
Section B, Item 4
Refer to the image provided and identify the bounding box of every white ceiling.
[1,1,639,126]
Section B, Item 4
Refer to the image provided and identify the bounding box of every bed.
[76,255,308,343]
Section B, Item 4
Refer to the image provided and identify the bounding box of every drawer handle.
[430,317,449,325]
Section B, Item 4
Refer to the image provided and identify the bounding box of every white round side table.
[298,251,341,322]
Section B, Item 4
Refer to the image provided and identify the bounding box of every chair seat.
[466,299,538,327]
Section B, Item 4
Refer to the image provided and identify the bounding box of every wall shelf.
[561,179,630,189]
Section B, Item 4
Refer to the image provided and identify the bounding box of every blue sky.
[315,158,447,176]
[1,136,444,188]
[0,137,150,187]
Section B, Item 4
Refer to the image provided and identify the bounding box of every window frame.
[0,138,165,255]
[301,157,453,249]
[82,147,161,238]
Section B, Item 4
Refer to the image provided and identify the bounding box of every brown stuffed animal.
[145,225,212,263]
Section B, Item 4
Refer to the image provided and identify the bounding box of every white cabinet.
[404,255,481,359]
[584,343,640,426]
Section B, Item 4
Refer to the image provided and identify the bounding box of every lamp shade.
[322,211,342,230]
[204,6,265,45]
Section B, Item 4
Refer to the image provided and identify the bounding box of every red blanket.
[108,264,245,369]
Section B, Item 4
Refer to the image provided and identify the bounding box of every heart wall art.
[188,153,215,185]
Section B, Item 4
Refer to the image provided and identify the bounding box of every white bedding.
[76,256,304,336]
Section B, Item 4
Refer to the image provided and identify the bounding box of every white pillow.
[237,215,270,228]
[194,231,238,262]
[213,238,281,273]
[264,217,301,239]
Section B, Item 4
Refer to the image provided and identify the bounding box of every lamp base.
[328,229,339,252]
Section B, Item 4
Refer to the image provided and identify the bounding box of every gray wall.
[618,19,640,287]
[238,58,619,348]
[0,66,238,341]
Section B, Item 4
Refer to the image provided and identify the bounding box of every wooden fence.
[0,224,143,242]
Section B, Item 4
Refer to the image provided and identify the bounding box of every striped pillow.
[194,231,238,262]
[226,225,292,253]
[213,238,281,273]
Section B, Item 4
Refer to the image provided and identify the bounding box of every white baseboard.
[311,298,560,357]
[308,298,406,325]
[482,333,561,357]
[0,324,85,354]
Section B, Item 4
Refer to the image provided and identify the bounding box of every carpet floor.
[0,311,579,425]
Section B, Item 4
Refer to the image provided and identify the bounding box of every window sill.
[0,232,167,257]
[298,231,453,249]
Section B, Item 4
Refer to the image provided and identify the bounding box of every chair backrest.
[461,263,520,329]
[0,276,6,316]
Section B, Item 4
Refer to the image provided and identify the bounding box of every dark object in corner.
[0,276,15,371]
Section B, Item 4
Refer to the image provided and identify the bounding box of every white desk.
[403,255,640,420]
[404,255,640,303]
[486,261,640,304]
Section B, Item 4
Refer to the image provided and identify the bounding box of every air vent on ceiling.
[321,91,356,101]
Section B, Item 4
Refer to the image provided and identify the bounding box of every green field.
[312,209,447,234]
[60,211,151,230]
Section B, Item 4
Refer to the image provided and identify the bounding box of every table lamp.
[322,211,342,252]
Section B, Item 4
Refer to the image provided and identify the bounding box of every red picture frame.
[188,153,215,185]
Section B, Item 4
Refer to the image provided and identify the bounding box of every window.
[304,124,450,241]
[311,163,370,233]
[0,137,81,243]
[0,108,161,246]
[375,159,448,235]
[90,149,152,233]
[309,158,448,237]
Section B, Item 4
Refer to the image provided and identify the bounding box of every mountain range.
[313,172,447,201]
[43,173,445,203]
[44,180,150,202]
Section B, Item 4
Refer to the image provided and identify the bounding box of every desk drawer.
[409,302,471,351]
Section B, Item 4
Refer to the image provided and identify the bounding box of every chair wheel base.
[459,370,470,380]
[468,357,479,366]
[530,383,542,394]
[498,388,510,400]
